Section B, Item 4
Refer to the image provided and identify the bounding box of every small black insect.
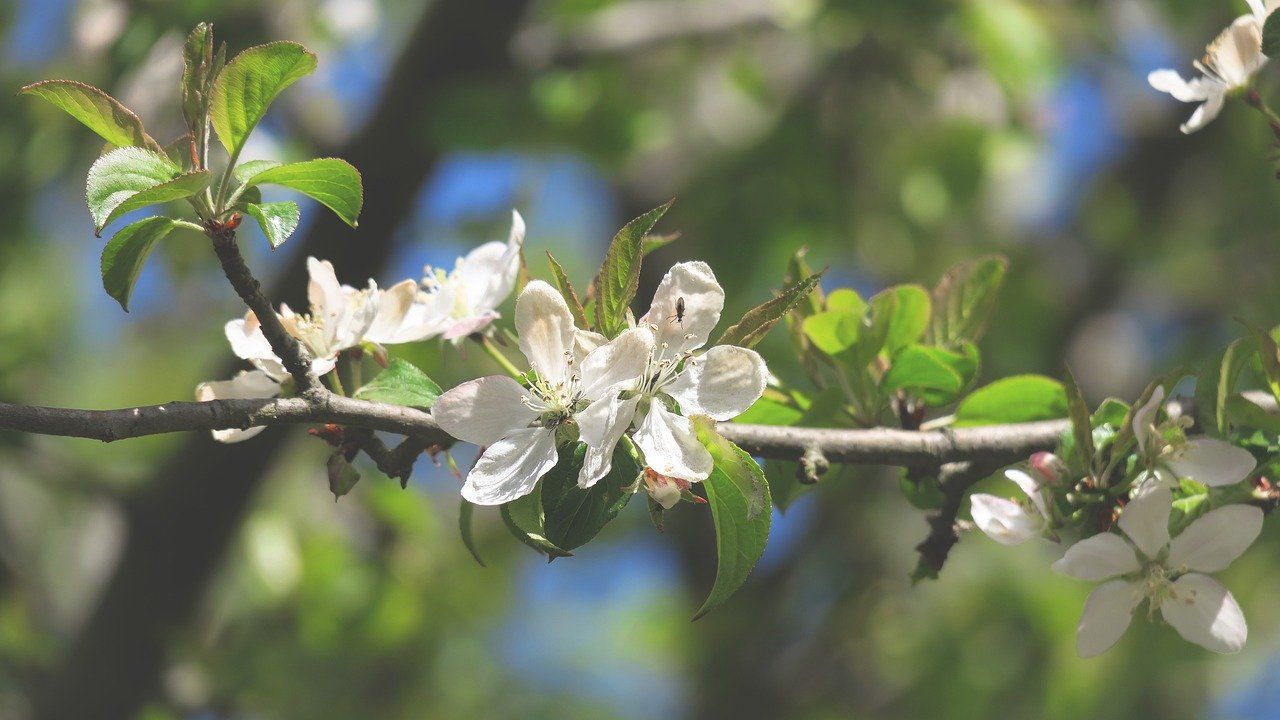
[668,297,686,325]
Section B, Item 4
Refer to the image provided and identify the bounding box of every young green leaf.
[1241,319,1280,404]
[1226,394,1280,434]
[500,490,573,559]
[878,284,931,354]
[20,80,164,154]
[1264,9,1280,57]
[180,23,215,144]
[459,500,486,567]
[237,158,363,227]
[1195,336,1255,438]
[953,374,1066,426]
[327,451,361,500]
[100,216,181,312]
[641,231,681,257]
[880,343,979,406]
[546,251,589,328]
[927,254,1008,345]
[1062,366,1096,474]
[243,201,300,249]
[785,246,825,315]
[352,358,442,408]
[540,442,638,551]
[692,419,771,620]
[801,309,860,357]
[162,134,195,170]
[210,41,317,156]
[716,269,826,349]
[593,201,673,336]
[85,147,209,233]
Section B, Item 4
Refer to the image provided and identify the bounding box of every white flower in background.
[1053,484,1260,656]
[970,454,1063,546]
[407,210,526,342]
[576,262,768,502]
[194,369,283,443]
[1132,386,1256,487]
[1148,1,1273,133]
[432,281,653,505]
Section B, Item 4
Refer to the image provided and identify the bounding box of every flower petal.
[666,345,768,421]
[457,209,525,315]
[969,493,1043,546]
[1166,504,1263,572]
[1132,385,1164,455]
[442,312,498,340]
[1118,483,1172,560]
[1005,467,1049,518]
[577,326,654,400]
[1076,580,1143,658]
[1161,573,1247,653]
[195,370,282,443]
[515,280,575,384]
[640,261,724,354]
[633,402,713,482]
[575,388,641,489]
[1147,69,1211,102]
[1164,438,1256,487]
[574,329,607,360]
[462,426,559,505]
[364,279,420,345]
[225,313,275,361]
[306,257,346,327]
[1181,89,1226,134]
[432,375,538,447]
[1052,533,1141,581]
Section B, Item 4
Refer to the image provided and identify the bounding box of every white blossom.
[970,463,1057,546]
[1132,386,1256,488]
[194,369,283,443]
[401,210,526,343]
[432,281,653,505]
[1148,1,1274,133]
[577,261,768,502]
[1053,484,1261,656]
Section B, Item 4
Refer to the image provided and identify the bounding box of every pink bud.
[1030,452,1066,484]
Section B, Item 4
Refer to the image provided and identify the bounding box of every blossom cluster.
[971,387,1263,657]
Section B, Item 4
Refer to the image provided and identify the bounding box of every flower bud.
[643,468,683,510]
[1030,452,1066,484]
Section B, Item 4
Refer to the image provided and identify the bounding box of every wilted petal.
[575,387,641,488]
[1167,504,1263,573]
[1118,483,1172,560]
[515,281,575,384]
[462,426,559,505]
[1148,69,1211,102]
[633,402,713,482]
[640,261,724,354]
[577,326,654,400]
[1162,573,1247,653]
[969,494,1043,546]
[1132,385,1164,454]
[432,375,538,447]
[1076,580,1143,658]
[666,345,768,421]
[195,370,282,443]
[1164,438,1256,487]
[1052,533,1141,581]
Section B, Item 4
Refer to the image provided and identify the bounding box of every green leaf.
[1062,366,1096,474]
[238,158,363,227]
[879,284,931,354]
[85,147,209,233]
[593,201,672,336]
[881,343,979,406]
[1227,395,1280,434]
[717,269,826,349]
[546,251,589,328]
[692,419,771,619]
[801,309,860,357]
[243,201,300,249]
[162,134,194,169]
[736,395,804,426]
[641,231,680,256]
[1264,9,1280,57]
[539,442,639,551]
[100,216,181,312]
[459,500,485,567]
[210,41,317,156]
[954,374,1066,427]
[785,246,824,316]
[1195,337,1256,438]
[353,358,442,408]
[1241,319,1280,405]
[234,159,281,182]
[825,288,865,313]
[20,80,163,153]
[180,24,218,140]
[1092,398,1130,428]
[501,490,573,559]
[327,451,361,500]
[928,254,1008,345]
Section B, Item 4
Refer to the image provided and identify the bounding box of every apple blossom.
[194,369,283,443]
[1132,386,1256,487]
[432,281,653,505]
[1052,484,1260,656]
[970,461,1059,546]
[575,262,768,502]
[1148,1,1273,133]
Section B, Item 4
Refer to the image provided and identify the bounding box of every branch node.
[796,443,828,484]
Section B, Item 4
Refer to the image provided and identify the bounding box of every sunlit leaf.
[954,374,1066,426]
[593,201,672,337]
[353,358,442,409]
[243,201,300,249]
[238,158,363,227]
[20,80,163,153]
[85,147,209,233]
[210,41,317,156]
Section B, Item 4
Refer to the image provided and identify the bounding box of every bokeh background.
[3,0,1280,718]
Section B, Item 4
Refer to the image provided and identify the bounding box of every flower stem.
[325,369,347,396]
[476,335,523,379]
